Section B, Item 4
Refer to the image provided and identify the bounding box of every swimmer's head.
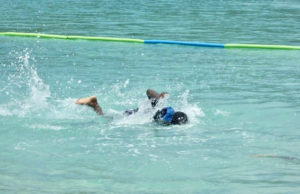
[153,107,188,125]
[171,112,188,125]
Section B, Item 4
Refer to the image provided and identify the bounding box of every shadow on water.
[252,154,300,164]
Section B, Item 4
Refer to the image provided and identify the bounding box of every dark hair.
[171,112,188,125]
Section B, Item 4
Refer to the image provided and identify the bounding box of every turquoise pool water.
[1,0,300,193]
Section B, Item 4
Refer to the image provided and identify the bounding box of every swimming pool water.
[1,0,300,193]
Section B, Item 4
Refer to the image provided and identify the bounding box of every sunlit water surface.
[0,0,300,193]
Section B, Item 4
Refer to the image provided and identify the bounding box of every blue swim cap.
[153,107,175,123]
[162,107,175,122]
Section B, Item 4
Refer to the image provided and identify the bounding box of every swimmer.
[75,89,188,125]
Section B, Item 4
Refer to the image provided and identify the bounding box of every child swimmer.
[75,89,188,125]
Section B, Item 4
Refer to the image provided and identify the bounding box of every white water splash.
[180,89,205,125]
[109,99,156,126]
[0,49,51,117]
[106,89,205,127]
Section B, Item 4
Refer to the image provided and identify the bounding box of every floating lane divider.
[1,32,300,50]
[225,44,300,50]
[144,40,225,48]
[0,32,144,43]
[145,40,300,50]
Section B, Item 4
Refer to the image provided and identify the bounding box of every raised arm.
[146,89,168,99]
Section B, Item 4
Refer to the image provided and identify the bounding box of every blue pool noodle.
[145,40,225,48]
